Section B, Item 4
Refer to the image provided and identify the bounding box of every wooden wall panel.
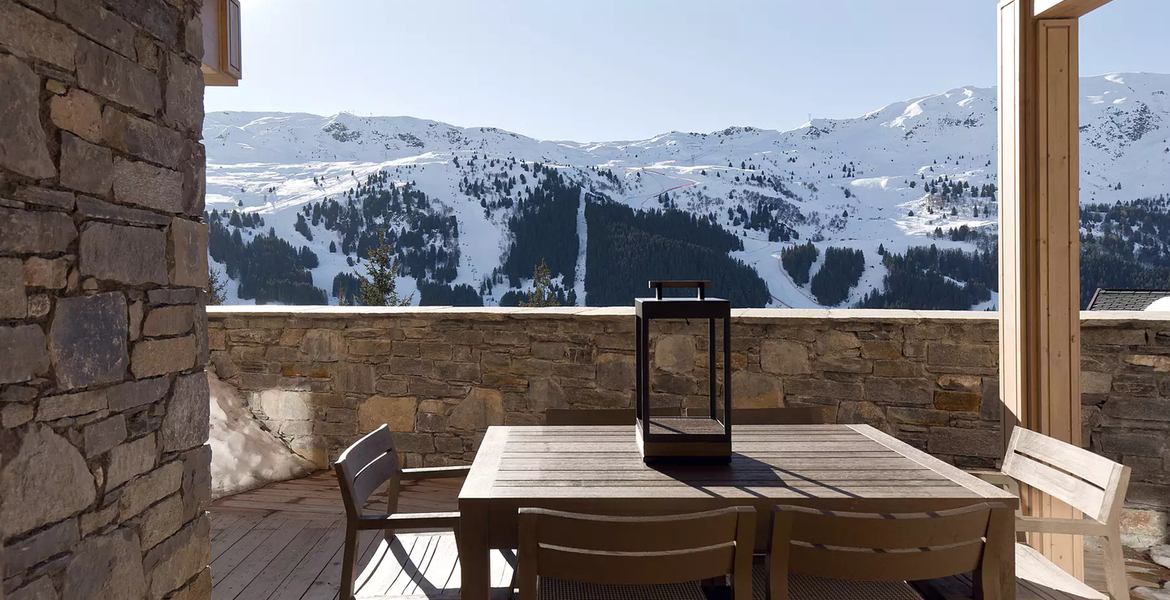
[998,0,1086,580]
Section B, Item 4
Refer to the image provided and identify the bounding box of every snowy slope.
[204,73,1170,308]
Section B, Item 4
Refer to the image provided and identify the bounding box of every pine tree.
[355,228,411,306]
[520,259,560,307]
[206,267,227,305]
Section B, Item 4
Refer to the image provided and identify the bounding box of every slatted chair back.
[689,406,827,424]
[1001,427,1130,524]
[544,407,682,426]
[334,424,402,520]
[768,503,1009,600]
[519,507,756,599]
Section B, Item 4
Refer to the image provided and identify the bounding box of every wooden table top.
[460,424,1018,505]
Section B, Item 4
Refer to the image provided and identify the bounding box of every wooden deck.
[210,471,1168,600]
[210,471,516,600]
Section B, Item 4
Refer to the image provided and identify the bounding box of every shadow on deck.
[210,471,1168,600]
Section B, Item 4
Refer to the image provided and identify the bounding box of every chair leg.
[340,525,357,600]
[1100,535,1129,600]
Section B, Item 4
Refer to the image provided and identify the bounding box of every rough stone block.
[761,340,812,375]
[160,371,210,452]
[23,256,69,289]
[131,334,196,378]
[0,325,50,385]
[56,0,135,57]
[654,335,695,373]
[50,87,104,144]
[77,194,173,226]
[731,370,783,408]
[256,390,313,421]
[0,0,77,69]
[1081,327,1147,347]
[934,390,981,412]
[12,186,75,210]
[181,444,212,521]
[107,376,170,411]
[927,427,1002,458]
[142,514,210,600]
[84,414,128,457]
[112,158,184,213]
[3,517,78,578]
[61,133,115,195]
[148,287,198,305]
[0,257,25,318]
[50,292,129,389]
[6,577,56,600]
[872,360,922,378]
[1125,354,1170,372]
[448,388,504,431]
[336,363,375,393]
[62,528,147,600]
[814,330,861,355]
[37,388,107,421]
[0,55,55,178]
[166,53,204,133]
[1100,431,1167,458]
[392,432,435,454]
[1081,370,1114,395]
[167,217,209,286]
[0,424,97,538]
[107,433,158,490]
[596,353,635,391]
[860,340,903,360]
[301,329,345,361]
[133,493,183,550]
[358,395,417,432]
[119,460,183,522]
[76,37,161,114]
[81,222,168,285]
[0,207,76,254]
[1,403,34,428]
[142,305,194,337]
[103,106,183,168]
[927,343,996,367]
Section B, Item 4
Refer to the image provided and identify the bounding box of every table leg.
[460,500,490,600]
[975,505,1016,600]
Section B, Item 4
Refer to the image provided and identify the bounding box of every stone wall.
[207,307,1170,548]
[0,1,211,599]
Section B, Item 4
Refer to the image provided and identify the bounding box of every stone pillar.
[0,1,211,599]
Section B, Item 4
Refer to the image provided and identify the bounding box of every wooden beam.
[998,0,1085,581]
[1034,0,1113,18]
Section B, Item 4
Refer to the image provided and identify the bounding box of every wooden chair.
[544,406,681,425]
[518,506,757,600]
[686,407,827,425]
[333,424,474,600]
[966,427,1132,600]
[765,502,1011,600]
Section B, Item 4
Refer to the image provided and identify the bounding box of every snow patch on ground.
[209,370,314,499]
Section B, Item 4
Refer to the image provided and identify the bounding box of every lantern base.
[634,418,732,464]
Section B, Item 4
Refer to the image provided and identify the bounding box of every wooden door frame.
[997,0,1115,580]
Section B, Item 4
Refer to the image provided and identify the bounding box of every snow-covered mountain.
[204,72,1170,308]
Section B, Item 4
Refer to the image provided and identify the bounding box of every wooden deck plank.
[214,518,310,600]
[235,519,333,600]
[266,520,347,600]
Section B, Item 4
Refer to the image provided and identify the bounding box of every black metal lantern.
[635,280,731,464]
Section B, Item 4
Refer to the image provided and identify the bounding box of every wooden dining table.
[458,423,1020,600]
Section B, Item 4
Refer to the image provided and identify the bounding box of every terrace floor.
[209,471,1169,600]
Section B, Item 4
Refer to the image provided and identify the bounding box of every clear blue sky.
[207,0,1170,142]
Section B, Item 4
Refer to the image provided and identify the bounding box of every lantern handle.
[648,280,711,300]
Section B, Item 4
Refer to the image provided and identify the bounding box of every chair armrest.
[968,469,1021,498]
[401,466,472,480]
[1016,516,1109,536]
[356,511,461,531]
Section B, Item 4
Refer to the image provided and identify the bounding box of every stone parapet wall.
[0,1,211,598]
[207,306,1170,547]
